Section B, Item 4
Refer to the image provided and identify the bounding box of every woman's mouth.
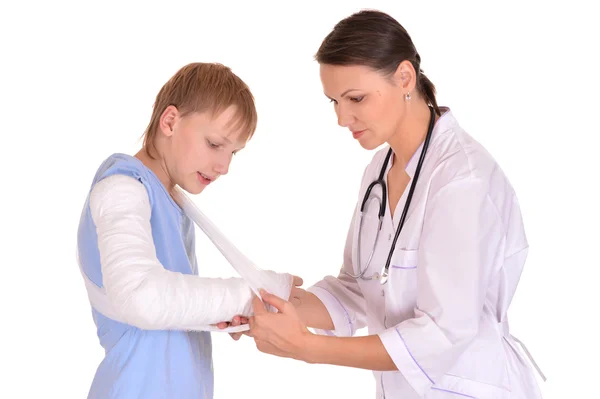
[352,129,366,139]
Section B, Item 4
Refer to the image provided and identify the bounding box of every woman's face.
[319,63,409,150]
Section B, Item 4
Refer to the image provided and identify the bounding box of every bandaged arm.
[90,174,274,330]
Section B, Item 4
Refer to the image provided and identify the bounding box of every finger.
[228,315,249,340]
[230,315,249,325]
[292,275,303,287]
[216,322,229,329]
[229,331,244,341]
[260,289,291,313]
[252,294,267,315]
[246,316,258,338]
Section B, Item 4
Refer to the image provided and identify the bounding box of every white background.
[1,0,598,398]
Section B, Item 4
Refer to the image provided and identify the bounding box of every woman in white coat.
[238,9,545,399]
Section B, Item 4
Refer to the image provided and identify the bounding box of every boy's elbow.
[107,281,165,330]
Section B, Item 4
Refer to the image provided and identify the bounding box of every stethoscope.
[346,105,436,285]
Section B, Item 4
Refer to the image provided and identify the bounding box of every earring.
[405,92,411,101]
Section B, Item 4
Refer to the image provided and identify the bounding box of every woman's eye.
[350,96,364,103]
[329,98,337,105]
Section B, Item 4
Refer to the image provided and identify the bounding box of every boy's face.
[160,105,246,195]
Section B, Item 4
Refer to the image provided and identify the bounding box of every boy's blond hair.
[143,62,257,158]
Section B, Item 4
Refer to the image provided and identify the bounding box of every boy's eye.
[207,140,220,148]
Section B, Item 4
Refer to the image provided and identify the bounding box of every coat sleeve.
[307,209,368,337]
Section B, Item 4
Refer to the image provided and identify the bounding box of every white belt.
[499,320,547,382]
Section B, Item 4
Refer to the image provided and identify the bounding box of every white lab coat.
[308,108,544,399]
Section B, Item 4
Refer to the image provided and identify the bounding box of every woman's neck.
[387,99,436,170]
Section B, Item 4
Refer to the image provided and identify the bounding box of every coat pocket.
[426,374,511,399]
[384,249,419,325]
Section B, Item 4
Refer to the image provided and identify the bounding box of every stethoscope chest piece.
[379,267,390,285]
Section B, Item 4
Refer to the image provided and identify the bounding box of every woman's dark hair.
[315,9,441,116]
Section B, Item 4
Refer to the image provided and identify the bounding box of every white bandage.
[78,185,291,333]
[175,188,292,308]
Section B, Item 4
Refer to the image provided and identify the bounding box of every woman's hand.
[217,275,304,340]
[247,289,313,361]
